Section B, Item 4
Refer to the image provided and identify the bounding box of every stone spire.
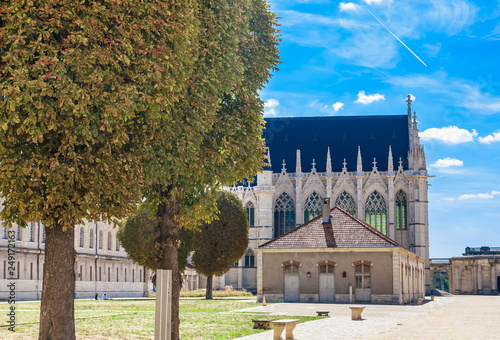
[406,94,412,124]
[388,146,394,173]
[311,158,316,172]
[281,159,287,173]
[326,147,332,173]
[296,149,302,173]
[267,148,272,167]
[342,158,347,172]
[372,158,377,172]
[398,157,404,172]
[356,146,363,174]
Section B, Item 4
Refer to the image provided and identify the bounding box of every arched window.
[2,226,6,239]
[116,239,120,252]
[273,192,295,238]
[284,264,299,274]
[365,190,387,235]
[303,191,322,222]
[107,232,112,250]
[98,231,103,250]
[79,228,84,248]
[244,249,255,267]
[396,190,407,230]
[16,226,22,241]
[29,223,35,242]
[89,229,94,249]
[245,201,255,227]
[319,264,335,273]
[41,224,45,243]
[334,191,356,216]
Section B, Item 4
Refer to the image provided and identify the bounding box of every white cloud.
[478,131,500,144]
[457,191,500,200]
[354,91,385,104]
[420,126,477,144]
[264,99,279,116]
[443,197,455,201]
[430,158,464,168]
[309,100,344,114]
[364,0,387,4]
[339,2,360,11]
[332,102,344,111]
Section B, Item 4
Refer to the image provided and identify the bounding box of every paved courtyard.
[234,295,500,339]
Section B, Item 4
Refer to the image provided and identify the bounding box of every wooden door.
[284,274,299,302]
[319,273,335,302]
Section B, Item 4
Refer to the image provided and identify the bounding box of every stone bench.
[252,319,271,330]
[349,306,365,320]
[316,311,330,316]
[270,319,300,340]
[417,298,424,305]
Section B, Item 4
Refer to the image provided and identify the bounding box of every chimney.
[322,198,331,224]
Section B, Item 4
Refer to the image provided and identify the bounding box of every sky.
[261,0,500,258]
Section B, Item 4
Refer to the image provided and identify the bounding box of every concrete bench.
[252,319,271,329]
[349,306,365,320]
[316,311,330,316]
[270,319,300,340]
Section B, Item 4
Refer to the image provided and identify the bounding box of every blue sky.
[262,0,500,258]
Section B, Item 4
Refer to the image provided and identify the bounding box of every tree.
[116,207,194,275]
[192,191,249,299]
[0,1,197,339]
[139,1,280,338]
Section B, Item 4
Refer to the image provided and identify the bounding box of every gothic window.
[2,226,6,239]
[334,191,356,216]
[89,229,94,249]
[107,232,112,250]
[79,228,84,248]
[116,239,120,252]
[355,263,371,289]
[396,190,408,230]
[16,226,22,241]
[98,231,103,250]
[41,225,45,243]
[246,201,255,227]
[244,249,255,267]
[29,223,35,242]
[273,192,295,238]
[364,191,387,235]
[303,191,323,222]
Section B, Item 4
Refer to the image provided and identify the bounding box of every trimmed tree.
[0,1,197,339]
[192,191,250,299]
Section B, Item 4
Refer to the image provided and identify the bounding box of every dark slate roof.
[263,115,409,173]
[259,207,401,249]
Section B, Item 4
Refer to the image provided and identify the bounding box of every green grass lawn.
[0,298,322,339]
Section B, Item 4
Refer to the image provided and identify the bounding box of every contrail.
[356,0,427,67]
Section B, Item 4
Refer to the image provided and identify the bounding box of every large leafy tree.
[192,191,249,299]
[140,1,280,339]
[0,1,197,339]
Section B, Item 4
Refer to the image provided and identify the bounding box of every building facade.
[226,96,430,294]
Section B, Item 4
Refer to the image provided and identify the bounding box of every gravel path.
[234,295,500,340]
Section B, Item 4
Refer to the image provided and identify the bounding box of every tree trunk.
[155,192,181,340]
[206,276,213,300]
[39,225,76,340]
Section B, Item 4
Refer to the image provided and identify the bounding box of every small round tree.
[192,191,249,299]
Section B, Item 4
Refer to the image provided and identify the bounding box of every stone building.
[0,218,154,301]
[226,96,430,294]
[430,247,500,295]
[256,203,425,304]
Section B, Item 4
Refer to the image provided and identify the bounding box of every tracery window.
[107,232,112,250]
[355,263,371,289]
[365,191,387,235]
[246,201,255,227]
[89,229,94,249]
[395,190,407,230]
[116,239,120,252]
[79,228,84,248]
[16,226,22,241]
[303,191,323,222]
[273,192,295,238]
[41,224,45,243]
[244,249,255,267]
[2,226,6,239]
[334,191,356,216]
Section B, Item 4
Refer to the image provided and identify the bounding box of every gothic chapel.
[226,95,430,294]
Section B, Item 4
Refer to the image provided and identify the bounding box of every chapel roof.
[258,207,401,249]
[263,115,409,173]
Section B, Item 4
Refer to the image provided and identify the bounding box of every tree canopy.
[192,191,249,299]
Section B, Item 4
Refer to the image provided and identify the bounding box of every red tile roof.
[259,207,401,249]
